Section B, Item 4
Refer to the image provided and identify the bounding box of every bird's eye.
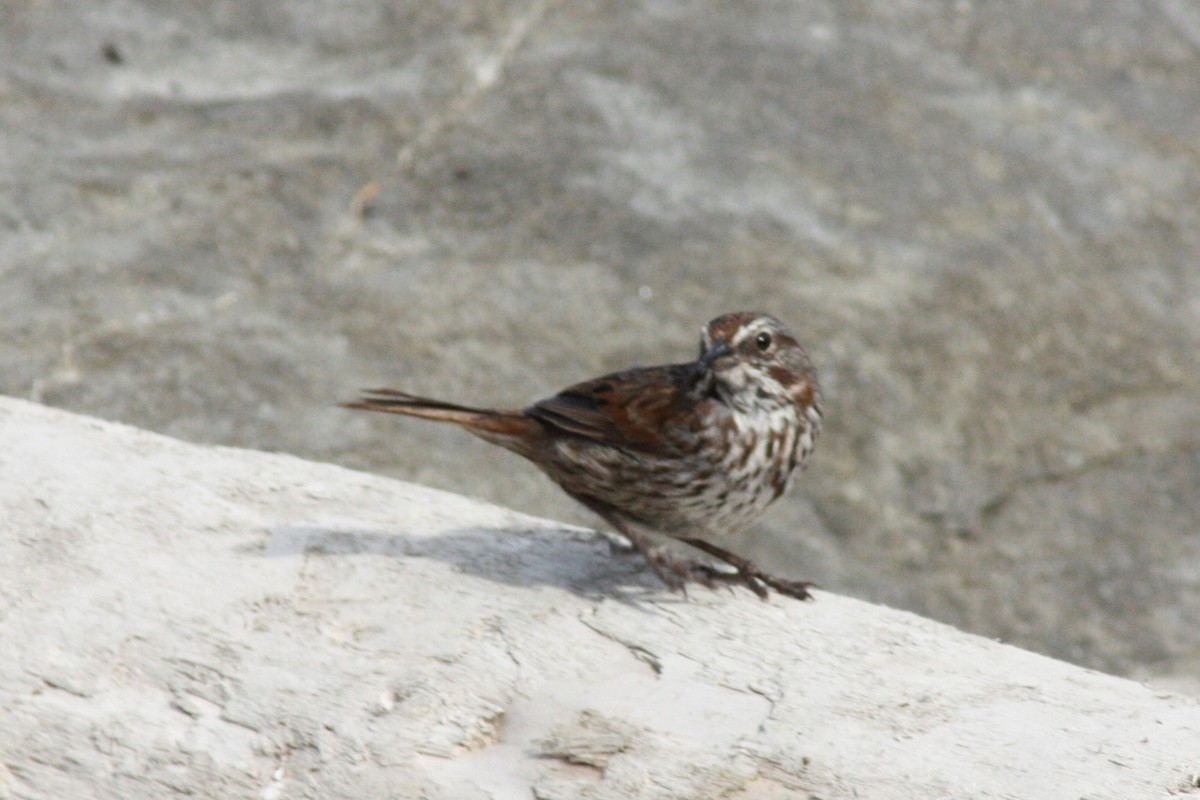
[755,332,772,352]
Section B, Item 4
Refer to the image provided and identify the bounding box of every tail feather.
[347,388,489,415]
[341,388,534,442]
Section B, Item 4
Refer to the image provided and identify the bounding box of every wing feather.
[527,364,700,453]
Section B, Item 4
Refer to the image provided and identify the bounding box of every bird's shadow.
[253,523,684,605]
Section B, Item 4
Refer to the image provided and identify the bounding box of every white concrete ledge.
[1,396,1197,799]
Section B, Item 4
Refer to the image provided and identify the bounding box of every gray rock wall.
[1,1,1198,684]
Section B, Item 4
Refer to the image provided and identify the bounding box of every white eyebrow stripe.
[730,317,771,346]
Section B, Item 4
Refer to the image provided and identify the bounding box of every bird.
[342,311,822,600]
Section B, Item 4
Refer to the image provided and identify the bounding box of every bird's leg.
[688,561,770,600]
[602,520,724,594]
[680,538,816,601]
[576,498,715,593]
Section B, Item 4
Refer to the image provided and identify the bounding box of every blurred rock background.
[2,1,1197,686]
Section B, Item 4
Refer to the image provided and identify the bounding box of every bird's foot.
[605,524,815,600]
[682,538,817,602]
[608,526,721,594]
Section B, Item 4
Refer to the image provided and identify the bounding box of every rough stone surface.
[2,2,1199,685]
[2,397,1199,800]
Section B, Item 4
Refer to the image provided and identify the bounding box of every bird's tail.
[341,389,535,444]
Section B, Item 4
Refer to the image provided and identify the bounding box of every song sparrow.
[343,312,822,600]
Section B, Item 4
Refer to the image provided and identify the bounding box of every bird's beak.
[700,340,733,367]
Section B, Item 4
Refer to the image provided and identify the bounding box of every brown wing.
[527,364,699,454]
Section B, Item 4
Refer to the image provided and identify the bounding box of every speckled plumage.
[344,312,822,600]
